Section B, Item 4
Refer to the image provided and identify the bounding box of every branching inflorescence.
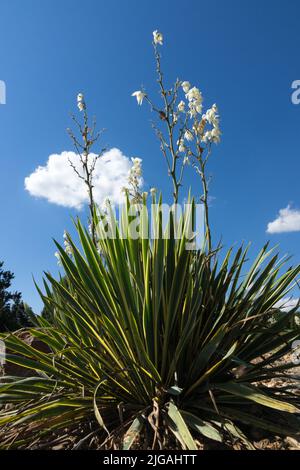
[132,30,221,251]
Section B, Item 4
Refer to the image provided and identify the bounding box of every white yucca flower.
[184,129,194,141]
[54,251,62,266]
[177,100,185,112]
[153,30,163,45]
[181,81,191,93]
[211,127,221,143]
[177,138,186,153]
[185,86,202,103]
[131,91,146,105]
[77,93,85,111]
[63,230,73,256]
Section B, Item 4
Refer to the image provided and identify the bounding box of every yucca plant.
[0,198,299,450]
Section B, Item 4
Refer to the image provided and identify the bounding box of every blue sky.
[1,0,300,312]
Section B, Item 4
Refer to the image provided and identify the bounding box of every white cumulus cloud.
[25,148,132,209]
[266,205,300,234]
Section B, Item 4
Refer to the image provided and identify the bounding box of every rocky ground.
[0,351,299,450]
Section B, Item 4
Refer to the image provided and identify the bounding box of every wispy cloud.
[25,148,132,209]
[266,205,300,234]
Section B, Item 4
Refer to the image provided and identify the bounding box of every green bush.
[0,200,299,449]
[0,261,34,332]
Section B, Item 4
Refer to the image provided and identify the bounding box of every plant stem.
[68,104,104,247]
[199,160,211,252]
[154,45,180,204]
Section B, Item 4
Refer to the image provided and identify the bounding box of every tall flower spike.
[126,157,143,203]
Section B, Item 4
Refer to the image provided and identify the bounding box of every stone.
[2,330,51,377]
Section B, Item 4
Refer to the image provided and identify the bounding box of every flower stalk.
[132,30,221,251]
[67,94,105,245]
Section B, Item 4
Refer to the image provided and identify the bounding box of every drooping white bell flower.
[63,230,73,256]
[153,30,163,45]
[181,81,191,93]
[204,104,219,125]
[129,157,143,179]
[177,138,186,153]
[211,127,221,143]
[184,129,194,141]
[132,91,146,105]
[131,157,142,166]
[77,93,85,111]
[202,130,212,143]
[177,100,185,112]
[195,102,203,114]
[54,251,62,266]
[186,86,202,103]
